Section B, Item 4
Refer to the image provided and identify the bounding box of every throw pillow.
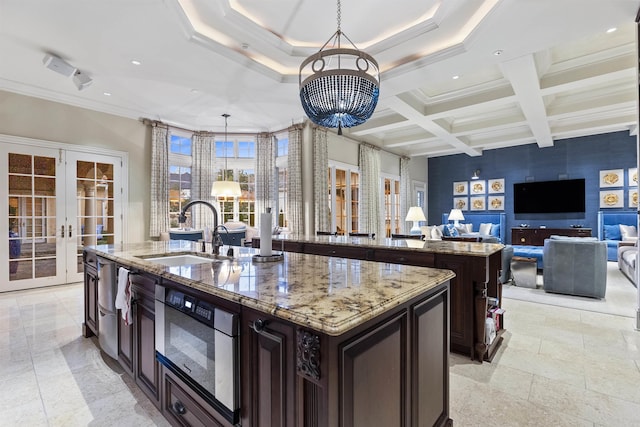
[420,225,434,239]
[490,223,501,237]
[620,224,638,241]
[479,223,492,235]
[431,226,443,240]
[604,224,622,240]
[443,224,459,237]
[455,225,468,235]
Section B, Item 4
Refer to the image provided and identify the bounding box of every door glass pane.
[76,160,116,273]
[8,153,57,281]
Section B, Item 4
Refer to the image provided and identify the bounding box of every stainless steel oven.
[155,285,240,424]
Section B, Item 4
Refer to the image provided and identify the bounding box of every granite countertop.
[87,241,455,336]
[268,233,504,256]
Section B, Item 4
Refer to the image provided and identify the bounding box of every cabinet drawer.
[372,249,435,266]
[163,369,231,427]
[304,243,369,259]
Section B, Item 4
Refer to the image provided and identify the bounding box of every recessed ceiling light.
[131,60,141,65]
[493,49,503,56]
[452,75,460,80]
[190,89,199,94]
[103,92,112,96]
[606,27,617,34]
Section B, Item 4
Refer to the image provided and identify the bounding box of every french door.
[1,138,124,292]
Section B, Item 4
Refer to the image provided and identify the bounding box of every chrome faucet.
[178,200,220,254]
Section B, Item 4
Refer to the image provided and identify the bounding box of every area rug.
[502,262,638,318]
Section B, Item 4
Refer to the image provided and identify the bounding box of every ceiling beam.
[387,94,482,156]
[500,54,553,148]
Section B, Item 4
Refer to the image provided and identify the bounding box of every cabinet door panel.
[340,313,407,427]
[242,310,295,427]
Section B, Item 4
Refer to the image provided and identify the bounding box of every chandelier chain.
[336,0,341,33]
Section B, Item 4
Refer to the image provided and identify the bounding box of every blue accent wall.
[428,131,637,243]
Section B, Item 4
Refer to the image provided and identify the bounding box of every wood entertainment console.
[511,227,592,246]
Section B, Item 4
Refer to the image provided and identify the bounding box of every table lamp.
[447,208,465,227]
[405,206,426,235]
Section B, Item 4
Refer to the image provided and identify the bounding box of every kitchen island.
[254,234,505,362]
[83,241,454,427]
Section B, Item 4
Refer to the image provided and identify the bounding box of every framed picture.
[630,189,638,208]
[488,178,504,194]
[487,195,505,210]
[629,168,638,187]
[470,196,485,211]
[453,181,468,195]
[470,180,486,195]
[599,189,624,208]
[599,169,623,187]
[453,197,468,211]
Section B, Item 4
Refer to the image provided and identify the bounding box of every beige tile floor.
[1,275,639,426]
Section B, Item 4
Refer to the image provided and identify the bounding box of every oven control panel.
[165,289,237,335]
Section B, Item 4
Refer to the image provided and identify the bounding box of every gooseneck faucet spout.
[178,200,219,253]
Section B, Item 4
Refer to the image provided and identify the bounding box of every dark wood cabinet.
[82,251,98,337]
[241,309,296,427]
[162,368,233,427]
[117,271,161,408]
[511,227,592,246]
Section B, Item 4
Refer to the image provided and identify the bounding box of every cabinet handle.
[520,238,525,243]
[173,401,186,415]
[252,319,267,333]
[397,257,407,262]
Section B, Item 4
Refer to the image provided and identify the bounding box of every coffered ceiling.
[0,0,638,158]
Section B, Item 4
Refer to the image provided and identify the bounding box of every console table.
[511,227,592,246]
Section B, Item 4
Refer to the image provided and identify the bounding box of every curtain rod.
[141,117,306,137]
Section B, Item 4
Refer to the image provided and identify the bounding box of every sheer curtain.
[255,132,276,226]
[313,126,330,232]
[150,125,170,238]
[287,125,304,233]
[359,144,383,238]
[192,132,217,232]
[399,157,412,233]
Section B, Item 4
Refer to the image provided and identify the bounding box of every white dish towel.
[115,267,133,325]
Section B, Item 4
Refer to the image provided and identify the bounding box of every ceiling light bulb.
[452,75,460,80]
[103,92,112,96]
[606,27,617,34]
[493,49,503,56]
[131,60,141,65]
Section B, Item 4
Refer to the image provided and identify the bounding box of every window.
[170,135,192,156]
[215,141,234,159]
[277,137,288,157]
[328,164,359,235]
[277,167,288,228]
[384,177,401,238]
[238,141,255,158]
[169,133,193,227]
[238,169,255,225]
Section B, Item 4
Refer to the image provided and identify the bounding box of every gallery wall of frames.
[427,130,637,240]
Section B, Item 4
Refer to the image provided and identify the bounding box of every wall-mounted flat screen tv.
[513,178,586,214]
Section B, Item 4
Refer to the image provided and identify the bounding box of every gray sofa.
[543,236,607,298]
[618,242,637,287]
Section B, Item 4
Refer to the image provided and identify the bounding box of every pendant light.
[299,0,380,135]
[211,113,242,198]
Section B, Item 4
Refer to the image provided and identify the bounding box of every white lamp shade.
[405,206,426,222]
[211,180,242,197]
[447,208,465,221]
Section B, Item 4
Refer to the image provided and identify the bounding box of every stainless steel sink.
[143,254,218,267]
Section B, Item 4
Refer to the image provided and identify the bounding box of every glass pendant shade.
[299,47,380,131]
